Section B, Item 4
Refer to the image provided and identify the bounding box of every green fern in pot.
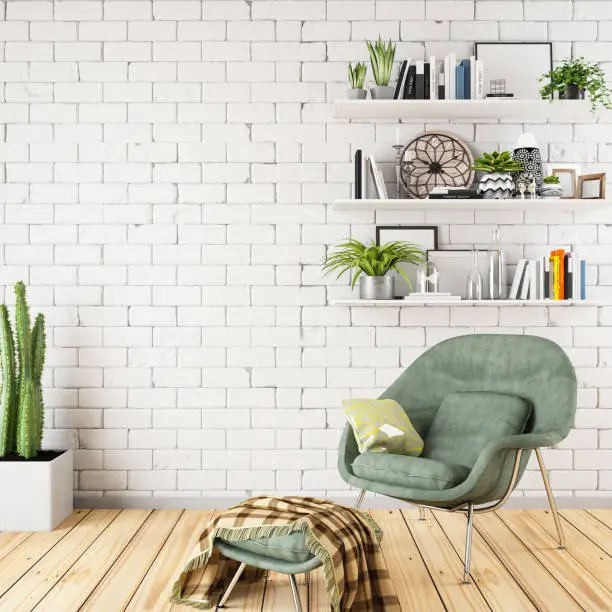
[472,151,524,200]
[322,238,425,299]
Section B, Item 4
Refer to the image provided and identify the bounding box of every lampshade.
[515,132,539,150]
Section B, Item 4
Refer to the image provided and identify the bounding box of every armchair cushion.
[216,532,312,564]
[342,398,424,456]
[352,452,470,490]
[423,391,532,470]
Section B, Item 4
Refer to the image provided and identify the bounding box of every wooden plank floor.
[0,509,611,611]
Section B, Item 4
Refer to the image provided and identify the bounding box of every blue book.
[580,259,586,299]
[460,59,471,100]
[456,64,465,100]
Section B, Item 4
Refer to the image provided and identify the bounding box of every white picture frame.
[376,226,438,297]
[427,250,489,299]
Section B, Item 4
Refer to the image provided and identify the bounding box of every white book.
[475,60,484,100]
[539,256,547,300]
[469,55,476,100]
[444,55,450,99]
[448,53,457,100]
[509,259,527,299]
[529,260,538,300]
[429,55,436,100]
[519,262,531,300]
[368,155,388,199]
[362,155,369,198]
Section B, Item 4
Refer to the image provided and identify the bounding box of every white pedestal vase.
[477,172,515,199]
[0,450,73,531]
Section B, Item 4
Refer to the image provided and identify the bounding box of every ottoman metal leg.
[289,574,304,612]
[218,562,247,608]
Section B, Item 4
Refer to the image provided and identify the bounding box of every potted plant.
[322,238,425,299]
[0,282,72,531]
[541,175,563,199]
[348,62,367,100]
[366,36,395,100]
[539,57,612,112]
[472,151,524,199]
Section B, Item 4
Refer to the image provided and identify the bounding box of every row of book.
[354,149,388,199]
[509,251,586,300]
[393,54,485,100]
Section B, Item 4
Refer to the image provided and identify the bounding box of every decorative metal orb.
[400,131,475,199]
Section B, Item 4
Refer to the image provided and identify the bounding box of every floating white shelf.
[333,99,593,122]
[333,198,609,212]
[333,299,597,307]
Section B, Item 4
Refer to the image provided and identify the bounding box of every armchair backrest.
[381,334,576,444]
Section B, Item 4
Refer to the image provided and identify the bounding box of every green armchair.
[338,334,577,582]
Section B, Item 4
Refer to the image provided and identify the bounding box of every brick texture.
[0,0,611,501]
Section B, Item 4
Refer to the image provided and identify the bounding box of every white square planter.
[0,450,73,532]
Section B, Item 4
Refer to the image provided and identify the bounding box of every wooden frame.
[552,168,577,199]
[578,173,606,200]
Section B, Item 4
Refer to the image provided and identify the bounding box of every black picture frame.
[475,42,553,100]
[376,226,438,297]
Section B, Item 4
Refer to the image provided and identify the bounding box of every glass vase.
[488,227,507,299]
[467,250,483,300]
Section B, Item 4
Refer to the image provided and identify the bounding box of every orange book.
[550,249,565,300]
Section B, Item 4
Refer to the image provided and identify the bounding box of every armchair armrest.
[338,424,359,484]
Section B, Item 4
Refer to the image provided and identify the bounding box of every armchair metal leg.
[218,562,247,607]
[289,574,304,612]
[462,503,474,584]
[355,489,366,509]
[535,448,566,550]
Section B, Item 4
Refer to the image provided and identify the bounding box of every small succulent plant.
[472,151,524,174]
[366,36,396,86]
[348,62,367,89]
[543,175,561,184]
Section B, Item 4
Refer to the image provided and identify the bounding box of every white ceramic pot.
[478,172,515,199]
[370,85,394,100]
[0,450,73,531]
[540,184,564,198]
[347,88,367,100]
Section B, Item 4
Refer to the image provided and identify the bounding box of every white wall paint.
[1,0,611,506]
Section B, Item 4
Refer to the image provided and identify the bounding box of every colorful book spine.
[456,63,465,100]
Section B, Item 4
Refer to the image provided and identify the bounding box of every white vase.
[0,450,73,531]
[478,172,515,199]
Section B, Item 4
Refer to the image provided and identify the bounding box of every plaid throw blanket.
[170,496,400,611]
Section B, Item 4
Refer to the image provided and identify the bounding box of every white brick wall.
[0,0,611,504]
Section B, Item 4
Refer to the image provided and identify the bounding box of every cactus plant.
[0,282,46,459]
[0,306,17,456]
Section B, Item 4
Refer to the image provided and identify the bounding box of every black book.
[428,193,483,199]
[393,60,408,100]
[423,62,430,100]
[354,150,362,199]
[415,62,424,100]
[564,253,573,299]
[403,64,417,99]
[438,84,445,99]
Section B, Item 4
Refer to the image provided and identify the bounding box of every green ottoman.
[215,532,322,611]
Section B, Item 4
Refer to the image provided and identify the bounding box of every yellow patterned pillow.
[343,398,424,456]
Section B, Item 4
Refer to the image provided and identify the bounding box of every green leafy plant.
[539,57,612,112]
[322,238,425,289]
[472,151,524,174]
[348,62,367,89]
[543,175,561,185]
[366,37,395,86]
[0,282,46,459]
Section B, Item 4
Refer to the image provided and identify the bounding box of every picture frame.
[427,250,489,299]
[475,42,553,100]
[578,173,606,200]
[376,226,438,297]
[552,168,577,199]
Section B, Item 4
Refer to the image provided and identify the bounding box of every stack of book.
[354,149,388,199]
[428,187,482,200]
[509,251,586,300]
[393,55,484,100]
